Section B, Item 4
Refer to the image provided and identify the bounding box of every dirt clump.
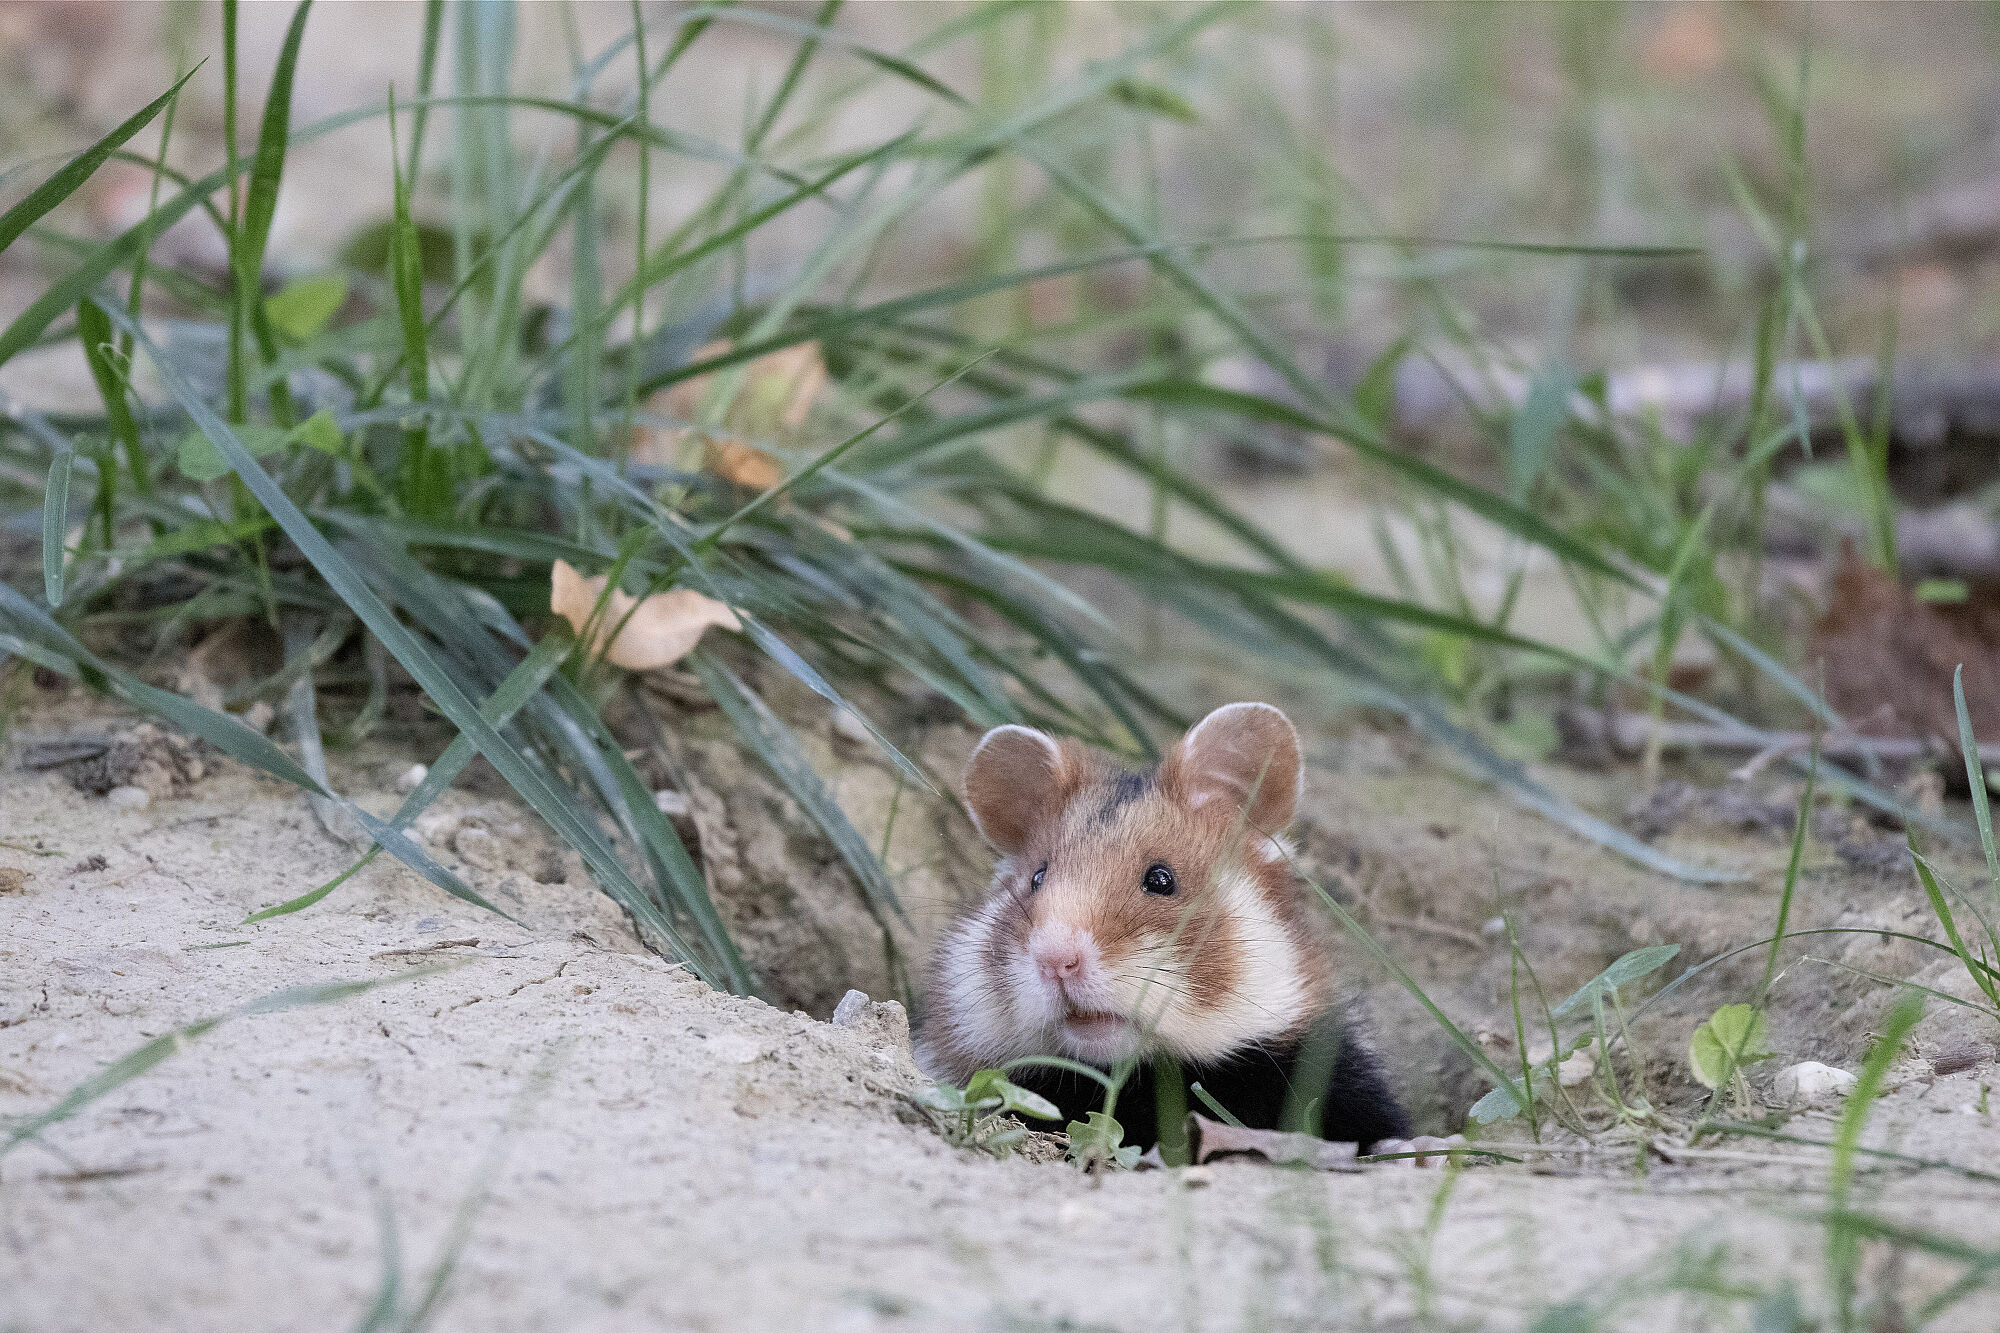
[1813,544,2000,763]
[24,723,208,800]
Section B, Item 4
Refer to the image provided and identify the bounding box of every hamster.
[916,701,1411,1153]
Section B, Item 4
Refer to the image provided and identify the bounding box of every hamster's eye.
[1030,862,1047,891]
[1142,863,1177,896]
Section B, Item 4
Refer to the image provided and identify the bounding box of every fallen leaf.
[550,559,742,671]
[1639,6,1723,81]
[1186,1113,1362,1172]
[1813,542,2000,758]
[704,436,784,490]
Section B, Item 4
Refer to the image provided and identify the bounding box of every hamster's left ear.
[1162,702,1302,832]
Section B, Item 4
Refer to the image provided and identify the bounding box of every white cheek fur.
[1148,863,1312,1063]
[922,887,1060,1078]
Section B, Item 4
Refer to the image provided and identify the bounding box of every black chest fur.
[1006,1024,1410,1153]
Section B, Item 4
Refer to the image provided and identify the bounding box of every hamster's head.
[926,702,1328,1078]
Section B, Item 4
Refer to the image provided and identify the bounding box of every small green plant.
[1467,943,1680,1128]
[913,1068,1060,1158]
[1687,1003,1776,1109]
[1064,1110,1141,1173]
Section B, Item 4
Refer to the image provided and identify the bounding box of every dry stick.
[1580,711,2000,769]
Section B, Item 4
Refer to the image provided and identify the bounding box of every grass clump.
[0,1,1751,993]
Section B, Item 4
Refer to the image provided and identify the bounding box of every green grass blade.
[238,0,311,284]
[547,677,758,994]
[1757,744,1819,1006]
[40,433,74,606]
[1953,665,2000,924]
[406,0,446,179]
[1828,988,1925,1327]
[1911,846,2000,1009]
[0,66,198,259]
[76,295,145,496]
[386,92,437,511]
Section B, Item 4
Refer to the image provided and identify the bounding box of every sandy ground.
[5,695,2000,1333]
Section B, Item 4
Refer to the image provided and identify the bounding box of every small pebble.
[106,785,150,810]
[831,989,873,1027]
[1180,1166,1214,1188]
[395,764,428,793]
[653,789,691,817]
[413,810,458,842]
[1556,1048,1595,1088]
[1772,1061,1856,1105]
[240,700,276,734]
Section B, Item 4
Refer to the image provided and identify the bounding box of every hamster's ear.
[1162,702,1302,833]
[963,725,1077,855]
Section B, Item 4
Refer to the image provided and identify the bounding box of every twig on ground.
[1571,710,2000,769]
[372,938,480,960]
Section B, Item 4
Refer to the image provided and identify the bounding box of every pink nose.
[1032,938,1086,984]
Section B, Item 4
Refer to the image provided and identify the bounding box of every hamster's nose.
[1030,933,1087,984]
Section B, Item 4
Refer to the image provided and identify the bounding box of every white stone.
[652,789,691,817]
[396,764,428,793]
[1772,1061,1857,1105]
[1556,1048,1596,1087]
[831,708,872,745]
[106,785,150,810]
[831,989,873,1027]
[413,810,458,843]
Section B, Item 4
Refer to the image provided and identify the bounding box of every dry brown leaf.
[1186,1114,1362,1172]
[703,436,785,490]
[550,559,742,671]
[1812,542,2000,761]
[1639,6,1724,80]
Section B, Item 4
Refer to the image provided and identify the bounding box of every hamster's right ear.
[963,725,1075,855]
